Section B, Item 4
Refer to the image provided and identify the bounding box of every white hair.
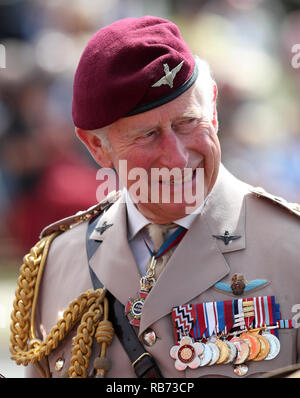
[193,56,217,120]
[89,56,216,149]
[90,125,112,151]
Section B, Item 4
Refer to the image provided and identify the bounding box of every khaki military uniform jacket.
[23,165,300,378]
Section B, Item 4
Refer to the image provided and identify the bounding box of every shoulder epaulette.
[250,187,300,218]
[40,190,121,238]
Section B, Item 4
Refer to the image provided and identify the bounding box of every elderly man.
[10,16,300,379]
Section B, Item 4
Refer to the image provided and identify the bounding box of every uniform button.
[55,357,65,371]
[142,329,157,346]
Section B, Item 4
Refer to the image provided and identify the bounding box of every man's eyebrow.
[125,109,202,136]
[173,111,202,122]
[128,125,159,136]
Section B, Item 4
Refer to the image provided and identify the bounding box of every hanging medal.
[125,226,187,327]
[125,258,156,326]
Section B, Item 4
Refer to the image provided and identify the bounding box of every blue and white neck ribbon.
[144,225,186,260]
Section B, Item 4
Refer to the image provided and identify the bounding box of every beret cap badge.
[152,60,184,89]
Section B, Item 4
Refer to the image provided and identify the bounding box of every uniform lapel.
[89,190,141,306]
[138,165,248,336]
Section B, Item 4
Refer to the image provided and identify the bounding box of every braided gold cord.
[68,301,103,378]
[9,232,114,378]
[93,297,114,377]
[95,319,114,346]
[11,290,104,366]
[10,233,59,355]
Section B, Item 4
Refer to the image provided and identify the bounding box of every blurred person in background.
[0,1,109,255]
[0,77,103,254]
[8,15,300,380]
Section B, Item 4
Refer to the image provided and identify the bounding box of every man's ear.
[75,128,114,168]
[212,83,218,132]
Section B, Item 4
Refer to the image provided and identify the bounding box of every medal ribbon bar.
[172,295,294,343]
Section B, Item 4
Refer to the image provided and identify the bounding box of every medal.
[224,341,237,364]
[125,272,155,326]
[252,334,270,361]
[240,332,261,360]
[230,337,249,364]
[125,289,149,326]
[262,331,280,360]
[207,342,220,366]
[170,336,203,371]
[199,343,213,366]
[215,339,230,364]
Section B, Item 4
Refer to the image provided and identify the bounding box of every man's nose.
[157,130,188,169]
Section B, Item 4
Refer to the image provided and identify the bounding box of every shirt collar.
[125,189,151,240]
[174,193,210,229]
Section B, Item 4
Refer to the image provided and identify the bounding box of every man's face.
[105,83,221,223]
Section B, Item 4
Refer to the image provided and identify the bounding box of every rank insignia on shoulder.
[39,190,120,238]
[213,274,270,296]
[250,187,300,218]
[294,204,300,213]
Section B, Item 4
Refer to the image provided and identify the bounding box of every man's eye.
[145,130,155,137]
[174,118,198,132]
[135,130,156,142]
[183,118,197,124]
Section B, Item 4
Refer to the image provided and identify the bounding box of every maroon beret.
[72,16,198,130]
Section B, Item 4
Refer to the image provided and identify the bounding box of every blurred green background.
[0,0,299,377]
